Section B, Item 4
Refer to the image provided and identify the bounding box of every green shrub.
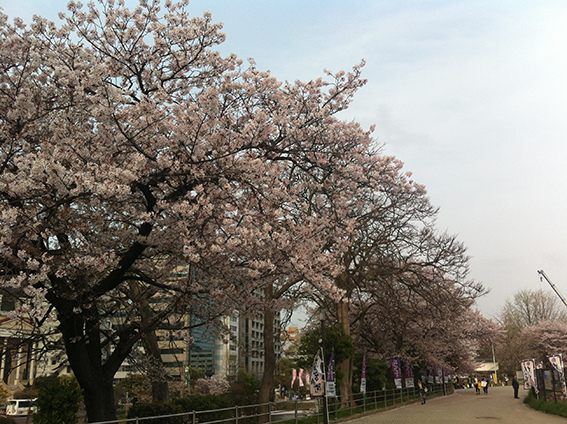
[32,375,83,424]
[172,394,232,410]
[114,374,152,405]
[127,395,235,424]
[127,402,185,424]
[229,371,260,405]
[12,387,38,400]
[173,395,233,422]
[524,389,567,417]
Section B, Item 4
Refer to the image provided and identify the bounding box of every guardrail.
[93,383,453,424]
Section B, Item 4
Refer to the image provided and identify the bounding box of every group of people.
[417,373,521,405]
[473,376,490,395]
[473,375,520,399]
[470,374,520,398]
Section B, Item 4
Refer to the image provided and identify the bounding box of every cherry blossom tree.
[497,289,567,371]
[253,150,441,410]
[194,375,231,395]
[0,0,374,421]
[309,158,487,404]
[358,286,497,374]
[522,320,567,363]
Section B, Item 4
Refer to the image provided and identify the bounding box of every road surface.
[347,385,567,423]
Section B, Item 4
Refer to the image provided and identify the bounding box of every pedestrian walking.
[418,376,427,404]
[474,376,480,395]
[512,375,520,398]
[482,377,488,395]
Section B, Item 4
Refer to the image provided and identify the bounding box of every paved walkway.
[347,385,567,423]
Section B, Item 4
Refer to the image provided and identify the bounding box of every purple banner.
[327,351,335,382]
[326,351,336,397]
[404,361,414,388]
[360,353,367,393]
[434,366,442,384]
[404,361,413,379]
[391,358,402,379]
[390,357,402,389]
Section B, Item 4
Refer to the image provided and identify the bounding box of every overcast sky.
[2,0,567,320]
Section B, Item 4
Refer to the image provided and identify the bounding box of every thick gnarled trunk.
[59,313,118,422]
[81,376,117,423]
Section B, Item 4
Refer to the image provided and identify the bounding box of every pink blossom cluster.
[194,375,231,395]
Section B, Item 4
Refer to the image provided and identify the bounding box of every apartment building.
[187,311,282,380]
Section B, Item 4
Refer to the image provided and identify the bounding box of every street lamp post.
[320,310,329,424]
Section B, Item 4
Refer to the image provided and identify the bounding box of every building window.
[160,348,184,355]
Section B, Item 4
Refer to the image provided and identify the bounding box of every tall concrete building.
[188,311,282,380]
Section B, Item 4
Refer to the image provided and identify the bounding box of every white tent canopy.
[474,362,499,373]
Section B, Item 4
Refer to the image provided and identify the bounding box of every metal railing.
[92,383,453,424]
[534,367,567,403]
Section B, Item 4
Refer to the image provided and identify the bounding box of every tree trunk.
[258,284,276,423]
[142,330,170,403]
[131,281,170,403]
[58,309,118,422]
[336,299,353,408]
[81,375,117,423]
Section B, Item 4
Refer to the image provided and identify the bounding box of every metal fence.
[92,382,453,424]
[534,368,567,403]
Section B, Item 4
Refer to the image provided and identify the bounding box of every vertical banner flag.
[521,359,536,390]
[390,357,403,389]
[404,361,414,388]
[426,364,434,385]
[434,366,442,384]
[291,369,297,388]
[326,350,336,397]
[360,352,367,393]
[548,354,567,397]
[298,368,304,387]
[310,349,325,397]
[306,372,310,386]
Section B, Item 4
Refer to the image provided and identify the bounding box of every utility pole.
[491,343,498,384]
